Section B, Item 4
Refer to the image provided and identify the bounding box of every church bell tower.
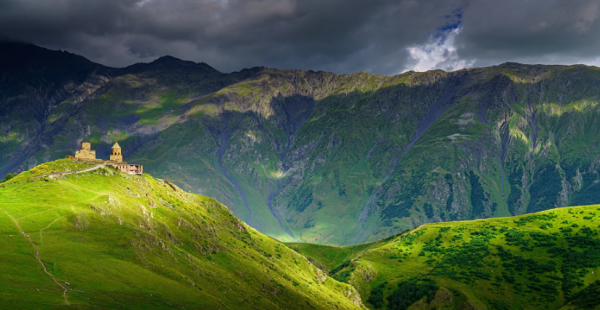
[110,142,123,163]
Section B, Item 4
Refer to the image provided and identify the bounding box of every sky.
[1,0,600,75]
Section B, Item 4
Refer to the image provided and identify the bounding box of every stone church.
[70,140,143,175]
[74,141,96,160]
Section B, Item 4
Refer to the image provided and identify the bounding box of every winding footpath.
[0,163,112,306]
[1,209,71,305]
[48,163,107,178]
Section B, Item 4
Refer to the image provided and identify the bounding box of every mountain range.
[2,41,600,245]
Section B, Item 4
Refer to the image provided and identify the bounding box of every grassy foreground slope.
[291,206,600,310]
[0,159,362,309]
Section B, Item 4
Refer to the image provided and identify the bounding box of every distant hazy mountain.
[3,41,600,245]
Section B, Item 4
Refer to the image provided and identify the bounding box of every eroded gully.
[211,116,253,225]
[356,85,455,243]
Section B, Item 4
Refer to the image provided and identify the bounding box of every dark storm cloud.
[1,0,599,75]
[460,0,600,68]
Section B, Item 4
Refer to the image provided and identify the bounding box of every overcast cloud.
[1,0,600,75]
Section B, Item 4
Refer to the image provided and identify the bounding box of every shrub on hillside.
[387,278,439,310]
[570,280,600,308]
[1,173,13,183]
[367,281,388,308]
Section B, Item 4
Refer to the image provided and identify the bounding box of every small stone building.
[115,164,143,175]
[110,142,123,163]
[75,141,96,160]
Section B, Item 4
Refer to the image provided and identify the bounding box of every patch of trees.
[527,165,562,213]
[420,239,445,257]
[567,161,599,206]
[546,232,600,295]
[579,227,598,237]
[560,226,573,235]
[469,171,487,218]
[507,165,524,215]
[399,229,425,246]
[494,245,559,299]
[287,185,313,212]
[386,279,438,310]
[502,271,515,284]
[470,229,497,241]
[330,259,351,275]
[381,175,424,225]
[396,209,600,304]
[571,179,600,206]
[569,280,600,309]
[423,203,434,219]
[445,174,455,219]
[525,280,559,298]
[333,170,346,197]
[496,245,556,273]
[332,268,354,283]
[514,213,557,226]
[561,160,584,180]
[529,231,557,247]
[367,281,388,309]
[504,228,532,249]
[0,173,14,183]
[330,259,354,283]
[437,237,491,268]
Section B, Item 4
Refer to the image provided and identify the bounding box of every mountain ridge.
[3,42,600,245]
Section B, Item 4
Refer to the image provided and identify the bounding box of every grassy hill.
[0,159,362,309]
[290,205,600,310]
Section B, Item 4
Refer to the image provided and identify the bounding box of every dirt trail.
[17,207,58,220]
[48,163,107,178]
[0,162,110,305]
[1,209,70,305]
[59,180,106,196]
[39,217,64,245]
[18,193,104,221]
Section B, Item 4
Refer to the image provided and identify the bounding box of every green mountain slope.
[291,205,600,310]
[4,42,600,245]
[0,159,362,309]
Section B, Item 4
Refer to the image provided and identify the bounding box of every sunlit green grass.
[292,205,600,309]
[0,159,362,309]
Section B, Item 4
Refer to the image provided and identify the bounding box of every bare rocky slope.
[3,41,600,245]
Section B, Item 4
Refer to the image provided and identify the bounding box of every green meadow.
[0,159,361,309]
[292,206,600,309]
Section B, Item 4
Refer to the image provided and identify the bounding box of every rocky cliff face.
[3,42,600,245]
